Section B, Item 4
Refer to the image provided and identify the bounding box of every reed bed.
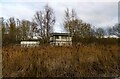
[2,44,120,77]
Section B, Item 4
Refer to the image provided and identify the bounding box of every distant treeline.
[0,4,120,46]
[73,37,120,45]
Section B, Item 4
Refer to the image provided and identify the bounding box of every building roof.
[50,33,70,36]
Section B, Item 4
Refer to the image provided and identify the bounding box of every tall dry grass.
[2,44,120,77]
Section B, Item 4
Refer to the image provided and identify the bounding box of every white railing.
[55,38,72,41]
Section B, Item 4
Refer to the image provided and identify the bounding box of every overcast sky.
[0,0,119,32]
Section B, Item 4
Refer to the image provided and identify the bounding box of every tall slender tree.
[7,17,16,43]
[20,20,30,40]
[0,17,5,37]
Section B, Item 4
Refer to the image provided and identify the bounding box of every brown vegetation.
[2,44,120,77]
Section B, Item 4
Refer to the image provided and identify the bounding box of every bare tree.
[95,27,105,38]
[34,11,44,38]
[113,23,120,37]
[64,8,77,37]
[63,8,93,44]
[34,4,55,44]
[107,27,114,36]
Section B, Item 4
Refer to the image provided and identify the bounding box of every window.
[61,36,66,39]
[55,36,59,39]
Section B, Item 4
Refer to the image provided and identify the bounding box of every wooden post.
[0,28,2,78]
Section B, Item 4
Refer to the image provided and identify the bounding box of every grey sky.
[0,0,119,32]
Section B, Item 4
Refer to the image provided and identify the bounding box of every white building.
[21,33,41,47]
[104,35,119,39]
[20,41,40,47]
[50,33,72,46]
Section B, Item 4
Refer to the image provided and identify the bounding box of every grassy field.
[2,44,120,77]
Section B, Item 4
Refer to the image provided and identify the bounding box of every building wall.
[50,35,72,46]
